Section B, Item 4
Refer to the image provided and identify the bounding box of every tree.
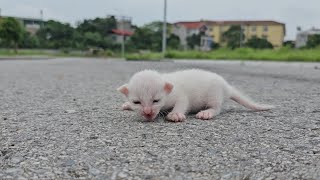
[20,31,40,48]
[128,27,159,51]
[0,17,24,53]
[72,31,86,49]
[306,34,320,48]
[127,21,180,51]
[283,40,295,48]
[101,36,120,50]
[83,32,103,48]
[246,37,273,49]
[77,16,117,37]
[210,41,220,50]
[186,32,204,49]
[222,25,245,49]
[128,22,160,51]
[76,16,124,50]
[167,34,180,50]
[143,21,163,32]
[36,20,76,48]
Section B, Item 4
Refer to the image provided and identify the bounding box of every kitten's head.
[117,70,173,121]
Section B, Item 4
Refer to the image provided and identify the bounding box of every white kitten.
[117,69,273,122]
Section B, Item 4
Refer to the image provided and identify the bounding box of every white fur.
[118,69,273,122]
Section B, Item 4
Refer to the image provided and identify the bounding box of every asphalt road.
[0,58,320,179]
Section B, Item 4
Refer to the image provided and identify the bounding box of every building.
[0,16,43,35]
[172,20,286,49]
[206,20,286,49]
[172,22,208,49]
[110,15,134,43]
[296,27,320,48]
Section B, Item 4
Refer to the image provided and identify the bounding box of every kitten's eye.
[133,101,141,105]
[153,99,160,103]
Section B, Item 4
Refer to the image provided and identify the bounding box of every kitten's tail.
[229,86,274,111]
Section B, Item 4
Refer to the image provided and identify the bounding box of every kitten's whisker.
[160,111,166,118]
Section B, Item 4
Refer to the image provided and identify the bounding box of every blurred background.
[0,0,320,61]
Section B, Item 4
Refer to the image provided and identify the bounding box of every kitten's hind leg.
[121,102,132,111]
[196,94,222,120]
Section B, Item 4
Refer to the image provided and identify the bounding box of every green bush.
[245,37,273,49]
[306,35,320,48]
[136,48,320,62]
[104,50,115,57]
[61,48,71,54]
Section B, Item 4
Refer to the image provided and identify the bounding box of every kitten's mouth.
[143,113,156,121]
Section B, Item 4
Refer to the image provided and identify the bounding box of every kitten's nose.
[143,107,153,115]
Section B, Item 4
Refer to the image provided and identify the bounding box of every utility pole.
[162,0,167,59]
[113,9,129,59]
[240,24,243,48]
[40,9,43,19]
[120,16,125,59]
[40,9,44,28]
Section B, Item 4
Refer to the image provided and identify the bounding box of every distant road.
[1,58,320,179]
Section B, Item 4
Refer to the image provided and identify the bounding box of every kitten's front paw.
[121,102,132,111]
[196,110,214,120]
[166,112,186,122]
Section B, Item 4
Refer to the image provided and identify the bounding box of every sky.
[0,0,319,40]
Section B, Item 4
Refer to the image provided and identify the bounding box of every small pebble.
[64,110,76,114]
[89,135,99,139]
[11,157,23,164]
[63,159,75,166]
[5,168,19,174]
[312,150,320,154]
[17,176,28,180]
[118,172,127,178]
[89,168,100,176]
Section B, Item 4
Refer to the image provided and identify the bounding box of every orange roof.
[112,29,134,36]
[174,22,206,29]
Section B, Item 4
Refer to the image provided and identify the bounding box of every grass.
[0,48,117,58]
[0,49,53,57]
[127,47,320,62]
[2,47,320,62]
[125,52,162,61]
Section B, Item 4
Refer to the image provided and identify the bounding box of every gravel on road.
[0,58,320,179]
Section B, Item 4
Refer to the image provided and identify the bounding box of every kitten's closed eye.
[153,99,160,103]
[133,101,141,105]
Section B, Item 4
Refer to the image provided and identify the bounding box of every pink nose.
[143,107,153,115]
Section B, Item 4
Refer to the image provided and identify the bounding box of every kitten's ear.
[117,84,129,96]
[164,82,174,94]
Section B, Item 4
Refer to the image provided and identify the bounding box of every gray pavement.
[0,58,320,179]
